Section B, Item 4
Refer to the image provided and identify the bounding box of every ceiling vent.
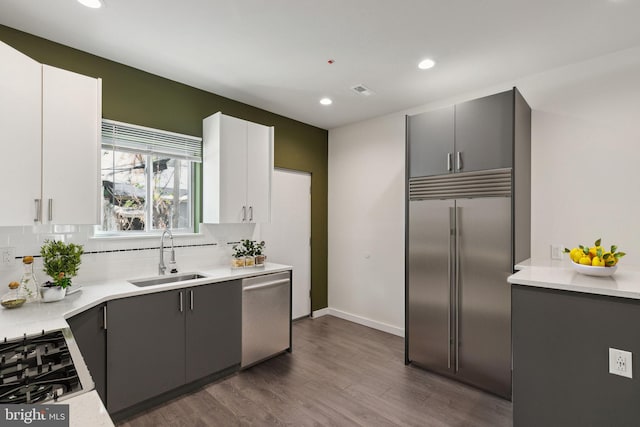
[351,84,375,96]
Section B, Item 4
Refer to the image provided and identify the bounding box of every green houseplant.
[40,240,84,289]
[231,241,247,268]
[254,240,266,265]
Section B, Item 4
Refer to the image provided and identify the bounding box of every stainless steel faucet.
[159,229,178,275]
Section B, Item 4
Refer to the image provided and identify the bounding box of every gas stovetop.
[0,329,92,404]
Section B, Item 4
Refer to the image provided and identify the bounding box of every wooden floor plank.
[118,316,512,427]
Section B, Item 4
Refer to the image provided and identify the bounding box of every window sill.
[90,231,203,241]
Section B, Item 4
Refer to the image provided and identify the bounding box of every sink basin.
[130,273,207,287]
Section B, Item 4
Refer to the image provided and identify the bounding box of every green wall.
[0,25,328,311]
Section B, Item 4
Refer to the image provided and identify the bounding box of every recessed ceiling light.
[77,0,103,9]
[418,58,436,70]
[320,98,333,106]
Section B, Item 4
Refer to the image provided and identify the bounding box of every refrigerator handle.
[448,206,454,370]
[455,205,461,373]
[447,153,452,172]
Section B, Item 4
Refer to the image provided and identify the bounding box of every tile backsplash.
[0,223,260,285]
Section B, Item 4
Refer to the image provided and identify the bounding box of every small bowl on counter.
[570,261,618,277]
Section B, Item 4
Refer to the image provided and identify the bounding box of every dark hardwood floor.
[118,316,512,427]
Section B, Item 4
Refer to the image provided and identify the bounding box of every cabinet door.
[107,290,186,414]
[246,122,272,223]
[454,90,513,173]
[219,114,248,222]
[185,281,241,382]
[42,65,101,225]
[408,106,454,177]
[456,197,512,398]
[67,304,107,404]
[0,42,42,225]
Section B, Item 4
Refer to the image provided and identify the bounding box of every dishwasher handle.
[243,278,289,292]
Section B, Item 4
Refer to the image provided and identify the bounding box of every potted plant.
[242,239,256,267]
[254,240,266,266]
[40,240,84,301]
[231,242,247,268]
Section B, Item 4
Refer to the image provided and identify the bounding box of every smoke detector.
[351,84,375,96]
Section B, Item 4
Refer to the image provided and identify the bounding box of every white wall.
[327,46,640,335]
[328,113,406,336]
[531,111,640,264]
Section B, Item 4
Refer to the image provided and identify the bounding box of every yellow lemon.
[579,256,592,265]
[569,248,583,263]
[603,252,617,267]
[591,256,605,267]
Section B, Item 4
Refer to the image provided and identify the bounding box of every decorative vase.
[244,256,255,267]
[41,286,66,303]
[255,255,266,266]
[231,258,245,268]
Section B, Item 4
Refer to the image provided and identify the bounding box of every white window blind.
[101,119,202,162]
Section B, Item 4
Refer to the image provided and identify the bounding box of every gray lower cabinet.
[513,285,640,427]
[185,280,241,382]
[107,289,186,414]
[67,303,107,404]
[106,280,242,414]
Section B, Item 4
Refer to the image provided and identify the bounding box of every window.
[98,120,202,235]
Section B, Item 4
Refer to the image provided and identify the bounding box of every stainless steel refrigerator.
[405,88,531,400]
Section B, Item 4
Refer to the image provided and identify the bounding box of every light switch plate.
[609,348,633,379]
[0,247,15,267]
[551,244,564,260]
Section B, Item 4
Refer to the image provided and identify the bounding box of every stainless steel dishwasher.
[241,271,291,368]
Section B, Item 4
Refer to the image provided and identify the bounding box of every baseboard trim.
[311,308,330,318]
[325,308,405,337]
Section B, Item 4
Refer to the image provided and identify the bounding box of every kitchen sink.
[129,273,208,287]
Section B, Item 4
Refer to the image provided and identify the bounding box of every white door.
[261,169,311,319]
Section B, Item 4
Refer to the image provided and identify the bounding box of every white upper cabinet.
[0,41,102,226]
[203,112,273,224]
[0,41,42,225]
[42,65,101,225]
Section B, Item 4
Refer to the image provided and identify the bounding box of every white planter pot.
[41,286,66,303]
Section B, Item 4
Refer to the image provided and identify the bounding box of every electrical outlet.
[609,348,633,379]
[551,244,564,260]
[0,247,15,267]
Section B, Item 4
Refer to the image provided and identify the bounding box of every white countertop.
[509,258,640,299]
[0,262,291,426]
[0,262,291,339]
[66,391,114,427]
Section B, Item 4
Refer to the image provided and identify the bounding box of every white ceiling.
[1,0,640,130]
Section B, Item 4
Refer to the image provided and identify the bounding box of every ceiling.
[1,0,640,130]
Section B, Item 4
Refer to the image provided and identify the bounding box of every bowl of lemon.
[564,238,626,277]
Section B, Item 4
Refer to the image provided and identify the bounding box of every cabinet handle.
[249,206,253,222]
[179,291,184,313]
[34,199,41,222]
[242,206,247,222]
[190,290,194,311]
[48,199,53,222]
[103,306,107,330]
[456,152,463,171]
[447,153,452,172]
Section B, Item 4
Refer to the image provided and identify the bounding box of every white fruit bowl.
[570,261,618,277]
